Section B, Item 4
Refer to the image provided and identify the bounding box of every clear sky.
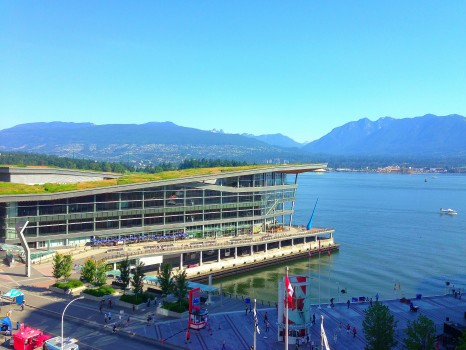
[1,1,465,143]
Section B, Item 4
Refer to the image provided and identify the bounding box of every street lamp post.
[61,296,84,350]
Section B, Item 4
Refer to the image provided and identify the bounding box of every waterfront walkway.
[1,261,465,349]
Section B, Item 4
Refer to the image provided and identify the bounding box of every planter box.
[156,307,189,319]
[49,285,87,295]
[114,299,146,311]
[80,292,116,302]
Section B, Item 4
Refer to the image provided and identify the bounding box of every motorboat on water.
[440,208,458,215]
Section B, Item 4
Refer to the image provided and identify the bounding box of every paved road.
[2,258,466,349]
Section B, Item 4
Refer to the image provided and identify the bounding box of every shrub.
[82,285,115,297]
[162,299,189,313]
[53,279,83,289]
[120,293,154,305]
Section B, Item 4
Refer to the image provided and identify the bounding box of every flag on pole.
[253,308,261,334]
[284,275,294,307]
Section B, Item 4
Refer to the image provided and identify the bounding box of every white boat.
[440,208,458,215]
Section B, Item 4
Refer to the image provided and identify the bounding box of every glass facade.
[0,170,299,246]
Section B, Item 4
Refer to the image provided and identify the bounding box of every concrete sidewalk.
[2,261,466,350]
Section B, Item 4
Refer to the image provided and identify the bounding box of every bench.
[410,305,419,312]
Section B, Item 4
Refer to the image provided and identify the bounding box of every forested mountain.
[0,122,315,164]
[0,115,465,168]
[303,114,466,157]
[242,133,304,148]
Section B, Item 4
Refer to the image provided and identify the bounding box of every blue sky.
[1,1,465,143]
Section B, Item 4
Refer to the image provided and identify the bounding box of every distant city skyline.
[1,1,465,143]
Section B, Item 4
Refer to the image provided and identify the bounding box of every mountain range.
[0,114,465,166]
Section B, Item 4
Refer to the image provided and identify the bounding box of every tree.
[403,314,435,350]
[94,259,107,286]
[81,258,96,283]
[457,330,466,350]
[362,302,398,350]
[62,254,73,281]
[131,261,145,297]
[119,257,131,294]
[52,253,64,281]
[157,263,174,297]
[173,269,188,307]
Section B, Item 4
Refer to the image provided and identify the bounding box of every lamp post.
[61,296,84,350]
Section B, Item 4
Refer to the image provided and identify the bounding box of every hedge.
[120,293,155,305]
[82,285,116,297]
[53,279,84,289]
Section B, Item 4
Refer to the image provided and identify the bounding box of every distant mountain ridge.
[0,114,465,166]
[303,114,466,157]
[0,121,311,164]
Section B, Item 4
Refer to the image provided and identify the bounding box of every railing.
[103,228,334,261]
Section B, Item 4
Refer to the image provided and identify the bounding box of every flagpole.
[253,298,257,350]
[285,266,289,350]
[318,240,321,309]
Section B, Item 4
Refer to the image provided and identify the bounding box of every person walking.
[104,313,108,323]
[312,313,316,325]
[185,329,191,343]
[265,321,270,333]
[346,323,350,334]
[369,297,373,307]
[376,293,379,302]
[347,299,350,309]
[108,311,112,322]
[264,311,268,323]
[352,326,357,338]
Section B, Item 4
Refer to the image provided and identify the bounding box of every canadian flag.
[284,275,293,307]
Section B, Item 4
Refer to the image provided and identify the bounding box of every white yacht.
[440,208,458,215]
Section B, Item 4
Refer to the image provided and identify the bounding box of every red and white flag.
[284,275,293,307]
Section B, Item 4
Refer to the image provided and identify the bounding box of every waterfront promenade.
[1,259,465,349]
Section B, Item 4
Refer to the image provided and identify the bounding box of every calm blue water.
[215,172,466,303]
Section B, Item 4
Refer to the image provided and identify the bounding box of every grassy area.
[0,165,272,195]
[82,285,116,297]
[53,279,84,289]
[120,293,155,305]
[162,299,189,313]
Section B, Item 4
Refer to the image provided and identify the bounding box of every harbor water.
[214,172,466,304]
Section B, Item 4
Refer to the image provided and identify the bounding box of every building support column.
[265,243,268,252]
[279,240,281,249]
[235,247,238,259]
[291,238,294,246]
[218,249,221,262]
[251,245,254,256]
[199,251,203,266]
[180,253,183,269]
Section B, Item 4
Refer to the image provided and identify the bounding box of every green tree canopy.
[173,269,188,306]
[457,330,466,350]
[362,302,398,350]
[81,258,97,283]
[131,262,145,297]
[52,253,64,281]
[157,263,174,297]
[94,259,108,286]
[118,257,131,294]
[61,254,73,281]
[403,314,436,350]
